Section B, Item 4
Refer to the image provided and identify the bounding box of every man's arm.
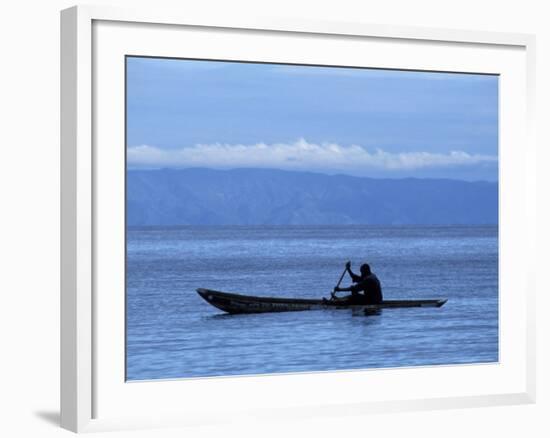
[333,262,361,294]
[334,284,364,295]
[335,279,367,294]
[334,285,353,292]
[346,265,362,283]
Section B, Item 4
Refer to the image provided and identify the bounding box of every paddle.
[330,261,350,299]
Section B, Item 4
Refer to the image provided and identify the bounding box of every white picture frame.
[60,4,537,433]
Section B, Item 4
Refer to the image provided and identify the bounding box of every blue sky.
[126,56,498,181]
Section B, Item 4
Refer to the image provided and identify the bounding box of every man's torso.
[354,273,383,304]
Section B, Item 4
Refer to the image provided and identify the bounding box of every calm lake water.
[126,225,498,380]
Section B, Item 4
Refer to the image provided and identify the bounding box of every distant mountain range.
[126,168,498,226]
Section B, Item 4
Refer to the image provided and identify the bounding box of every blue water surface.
[126,225,498,380]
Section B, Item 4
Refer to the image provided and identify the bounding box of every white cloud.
[127,139,497,172]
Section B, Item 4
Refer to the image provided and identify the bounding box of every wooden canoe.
[197,288,447,314]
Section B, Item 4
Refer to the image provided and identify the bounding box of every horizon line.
[126,166,498,184]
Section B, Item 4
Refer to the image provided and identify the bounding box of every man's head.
[360,263,371,276]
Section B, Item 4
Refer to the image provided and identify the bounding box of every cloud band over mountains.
[127,139,497,172]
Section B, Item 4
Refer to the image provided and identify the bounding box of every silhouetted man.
[334,261,383,304]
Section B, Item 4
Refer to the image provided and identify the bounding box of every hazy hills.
[126,168,498,226]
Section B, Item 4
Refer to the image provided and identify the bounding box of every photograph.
[125,56,499,381]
